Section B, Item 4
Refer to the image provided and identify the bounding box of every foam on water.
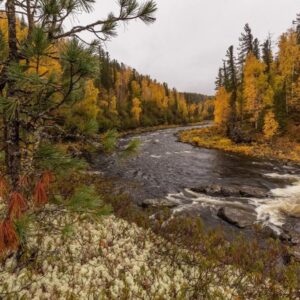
[166,173,300,230]
[150,155,161,159]
[251,173,300,228]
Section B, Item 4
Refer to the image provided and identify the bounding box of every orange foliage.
[8,192,27,220]
[0,219,19,253]
[33,181,48,207]
[41,171,54,188]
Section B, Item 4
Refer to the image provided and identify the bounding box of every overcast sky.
[79,0,300,95]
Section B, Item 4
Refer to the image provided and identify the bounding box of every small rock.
[139,198,179,209]
[289,248,300,262]
[260,226,279,240]
[279,232,292,242]
[217,207,257,228]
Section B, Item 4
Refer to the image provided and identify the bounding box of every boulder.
[289,248,300,262]
[192,184,270,198]
[282,221,300,245]
[139,198,179,209]
[217,207,257,228]
[258,225,296,244]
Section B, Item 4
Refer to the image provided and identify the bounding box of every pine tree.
[293,13,300,44]
[0,0,158,187]
[262,36,273,75]
[223,61,230,91]
[225,45,238,124]
[238,23,254,65]
[215,68,224,90]
[253,38,260,60]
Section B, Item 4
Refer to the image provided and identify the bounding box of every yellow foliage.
[109,96,118,115]
[131,97,142,124]
[214,87,231,126]
[263,111,279,140]
[131,81,141,98]
[243,54,272,127]
[180,126,300,163]
[62,80,100,134]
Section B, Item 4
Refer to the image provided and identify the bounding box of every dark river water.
[95,125,300,235]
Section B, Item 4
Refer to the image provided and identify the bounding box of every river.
[94,125,300,238]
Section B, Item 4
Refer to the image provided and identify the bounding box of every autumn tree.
[263,110,279,140]
[0,0,157,187]
[214,87,231,127]
[131,97,142,125]
[277,31,300,119]
[243,53,273,129]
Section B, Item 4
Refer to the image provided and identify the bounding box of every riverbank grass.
[179,126,300,164]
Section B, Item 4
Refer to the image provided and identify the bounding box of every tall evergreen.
[215,68,224,90]
[262,36,273,75]
[223,60,230,91]
[253,38,260,60]
[238,23,254,65]
[226,45,238,125]
[294,13,300,44]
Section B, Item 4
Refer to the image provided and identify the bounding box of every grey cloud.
[79,0,300,95]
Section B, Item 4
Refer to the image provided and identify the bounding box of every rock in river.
[217,207,257,228]
[139,198,179,209]
[192,184,270,198]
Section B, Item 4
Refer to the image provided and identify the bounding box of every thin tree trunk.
[5,0,21,188]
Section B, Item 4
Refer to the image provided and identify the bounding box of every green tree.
[262,36,273,75]
[238,23,254,65]
[225,45,238,127]
[0,0,157,187]
[253,38,260,60]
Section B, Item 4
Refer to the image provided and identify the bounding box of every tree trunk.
[5,0,21,188]
[22,127,42,176]
[6,110,21,187]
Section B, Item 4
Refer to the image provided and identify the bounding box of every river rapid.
[94,125,300,239]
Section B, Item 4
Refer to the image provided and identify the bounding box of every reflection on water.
[95,125,300,231]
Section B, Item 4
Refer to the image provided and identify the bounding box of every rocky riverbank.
[139,182,300,261]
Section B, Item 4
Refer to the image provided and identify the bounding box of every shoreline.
[118,121,210,138]
[178,126,300,167]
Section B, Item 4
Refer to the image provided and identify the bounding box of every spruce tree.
[215,68,224,90]
[253,38,260,60]
[294,13,300,44]
[238,23,254,65]
[225,45,238,128]
[223,61,230,91]
[262,36,273,75]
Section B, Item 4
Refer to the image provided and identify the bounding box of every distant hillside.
[64,49,214,133]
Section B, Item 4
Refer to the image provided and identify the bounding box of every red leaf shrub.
[8,192,28,220]
[33,181,48,207]
[0,219,19,253]
[41,171,54,188]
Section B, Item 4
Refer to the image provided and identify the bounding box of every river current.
[95,125,300,234]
